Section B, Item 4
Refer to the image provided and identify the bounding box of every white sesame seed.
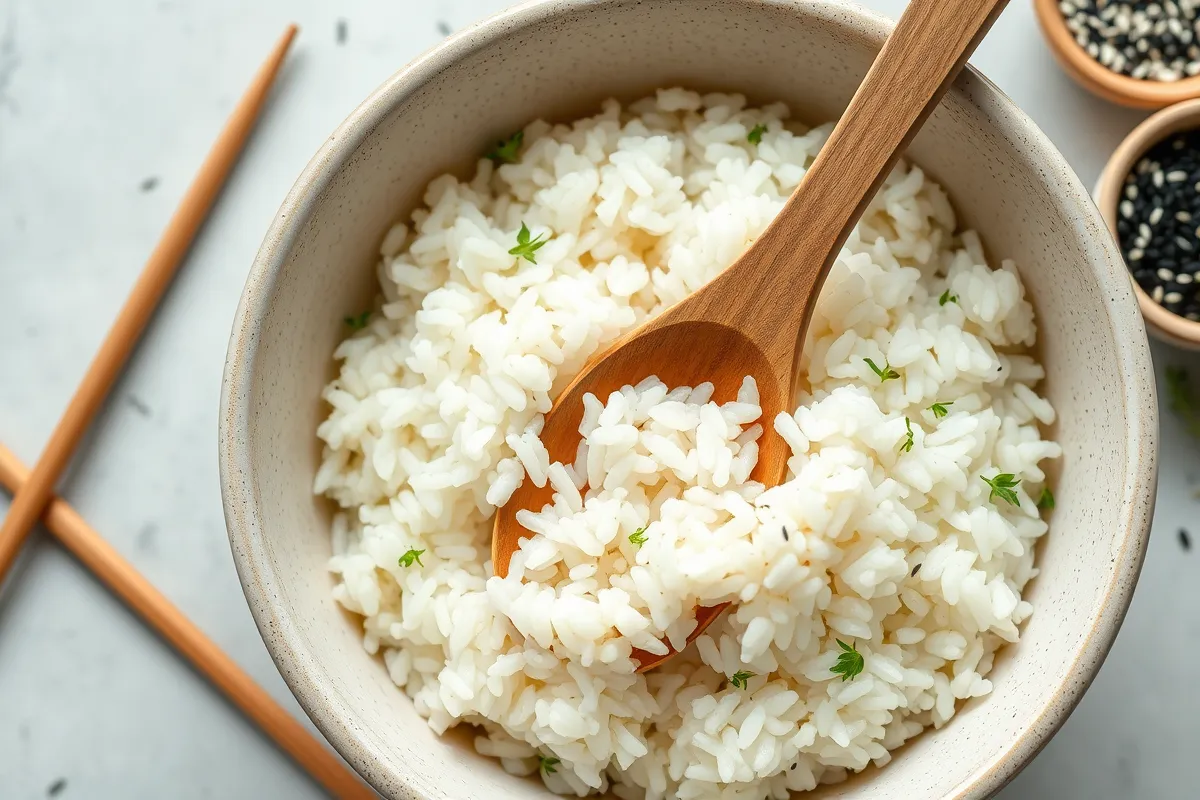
[1166,291,1184,304]
[1127,184,1139,200]
[1159,267,1177,280]
[1168,170,1189,182]
[1150,207,1165,224]
[1177,273,1194,285]
[1141,223,1153,239]
[1130,248,1145,261]
[1154,285,1166,302]
[1154,169,1165,187]
[1122,200,1135,218]
[1177,210,1193,222]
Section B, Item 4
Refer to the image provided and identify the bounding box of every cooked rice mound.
[316,88,1061,799]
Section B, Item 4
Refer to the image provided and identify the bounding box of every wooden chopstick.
[0,441,376,799]
[0,24,298,581]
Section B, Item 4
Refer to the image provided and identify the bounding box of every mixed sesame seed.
[1060,0,1200,80]
[1116,130,1200,320]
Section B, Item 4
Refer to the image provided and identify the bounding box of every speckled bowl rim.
[219,1,1158,797]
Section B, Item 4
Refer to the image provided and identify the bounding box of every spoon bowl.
[491,317,791,669]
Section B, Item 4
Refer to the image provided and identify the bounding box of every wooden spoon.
[492,0,1009,672]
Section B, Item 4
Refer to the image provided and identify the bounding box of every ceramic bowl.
[1034,0,1200,109]
[219,1,1158,797]
[1095,97,1200,349]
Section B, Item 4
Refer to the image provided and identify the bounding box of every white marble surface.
[1,0,1198,798]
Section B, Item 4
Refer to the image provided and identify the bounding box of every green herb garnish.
[538,755,560,775]
[1037,487,1055,511]
[729,670,756,690]
[488,130,523,164]
[509,222,549,264]
[929,401,952,418]
[398,548,425,568]
[864,357,900,383]
[747,124,767,144]
[1165,366,1200,438]
[939,289,958,306]
[343,311,371,330]
[981,473,1021,507]
[628,526,648,548]
[831,639,864,682]
[898,417,914,453]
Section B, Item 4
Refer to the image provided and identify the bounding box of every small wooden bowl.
[1096,97,1200,348]
[1035,0,1200,109]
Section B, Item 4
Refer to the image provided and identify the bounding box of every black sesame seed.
[1180,527,1192,551]
[911,563,921,577]
[1062,2,1200,80]
[1118,127,1200,319]
[781,525,789,541]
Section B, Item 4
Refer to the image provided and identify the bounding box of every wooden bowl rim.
[1095,96,1200,348]
[1034,0,1200,109]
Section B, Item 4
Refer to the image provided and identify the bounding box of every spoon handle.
[731,0,1009,336]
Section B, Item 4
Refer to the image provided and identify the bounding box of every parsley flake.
[398,548,425,568]
[981,473,1021,507]
[929,401,952,418]
[509,222,550,264]
[898,417,914,453]
[831,639,864,682]
[1037,487,1055,511]
[747,124,767,144]
[538,755,560,775]
[488,131,524,164]
[343,311,371,330]
[864,357,900,383]
[628,526,648,547]
[939,289,958,306]
[729,670,756,690]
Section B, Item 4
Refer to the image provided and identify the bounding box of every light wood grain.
[492,0,1009,672]
[1034,0,1200,109]
[0,442,376,800]
[0,25,297,582]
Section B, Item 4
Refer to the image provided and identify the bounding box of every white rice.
[316,89,1061,798]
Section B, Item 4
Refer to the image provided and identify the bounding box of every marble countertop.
[1,0,1198,798]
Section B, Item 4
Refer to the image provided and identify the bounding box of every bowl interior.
[220,1,1156,798]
